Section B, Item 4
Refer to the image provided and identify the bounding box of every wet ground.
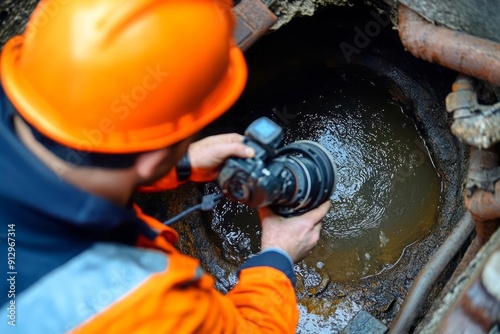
[137,5,468,333]
[207,70,441,283]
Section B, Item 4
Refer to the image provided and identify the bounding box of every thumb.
[299,201,331,223]
[223,142,255,159]
[259,201,330,223]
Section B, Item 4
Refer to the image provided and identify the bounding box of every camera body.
[218,117,337,217]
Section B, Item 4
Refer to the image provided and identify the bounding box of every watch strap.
[175,153,191,182]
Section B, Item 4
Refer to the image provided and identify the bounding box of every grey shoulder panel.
[0,242,168,334]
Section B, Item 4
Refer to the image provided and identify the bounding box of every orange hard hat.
[0,0,247,153]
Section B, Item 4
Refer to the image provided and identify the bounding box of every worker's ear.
[134,136,195,184]
[134,148,172,182]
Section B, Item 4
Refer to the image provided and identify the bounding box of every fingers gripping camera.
[217,117,337,217]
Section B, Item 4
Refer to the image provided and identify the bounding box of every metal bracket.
[232,0,277,51]
[446,75,500,149]
[467,167,500,194]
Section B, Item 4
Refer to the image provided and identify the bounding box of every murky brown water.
[208,69,441,282]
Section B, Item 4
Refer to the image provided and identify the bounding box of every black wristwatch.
[175,153,191,182]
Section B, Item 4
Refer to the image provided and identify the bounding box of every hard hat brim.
[1,37,248,153]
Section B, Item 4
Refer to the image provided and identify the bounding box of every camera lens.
[228,176,250,202]
[270,140,336,216]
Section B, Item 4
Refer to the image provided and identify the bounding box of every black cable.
[162,193,224,226]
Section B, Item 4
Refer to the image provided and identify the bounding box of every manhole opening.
[137,4,466,333]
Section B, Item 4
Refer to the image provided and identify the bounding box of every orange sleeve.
[137,167,186,192]
[72,207,299,333]
[71,250,298,334]
[225,267,299,333]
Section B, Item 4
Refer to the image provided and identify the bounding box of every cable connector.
[163,193,224,226]
[200,193,224,211]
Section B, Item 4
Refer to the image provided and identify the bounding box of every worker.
[0,0,330,333]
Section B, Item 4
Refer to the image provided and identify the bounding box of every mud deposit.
[136,5,467,333]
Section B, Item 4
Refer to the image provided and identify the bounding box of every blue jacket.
[0,85,296,333]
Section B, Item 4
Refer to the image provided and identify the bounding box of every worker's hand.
[260,201,331,263]
[188,134,254,182]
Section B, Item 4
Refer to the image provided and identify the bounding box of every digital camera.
[217,117,337,216]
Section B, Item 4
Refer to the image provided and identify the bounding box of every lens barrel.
[270,140,337,216]
[218,139,336,216]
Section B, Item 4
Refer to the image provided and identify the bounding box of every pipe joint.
[446,76,500,149]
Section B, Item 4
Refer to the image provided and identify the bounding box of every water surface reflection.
[209,70,441,282]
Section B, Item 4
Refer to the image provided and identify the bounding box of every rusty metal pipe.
[466,147,500,245]
[398,4,500,85]
[437,234,500,333]
[389,213,475,334]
